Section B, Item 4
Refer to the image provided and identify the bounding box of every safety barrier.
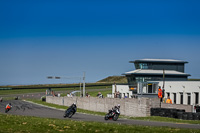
[151,108,200,120]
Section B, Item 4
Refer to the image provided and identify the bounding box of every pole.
[160,69,165,108]
[83,72,85,97]
[163,69,165,90]
[80,78,82,97]
[162,69,165,100]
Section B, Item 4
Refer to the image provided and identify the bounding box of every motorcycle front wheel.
[68,111,74,118]
[5,109,9,113]
[104,114,109,120]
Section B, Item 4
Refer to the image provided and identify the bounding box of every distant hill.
[97,76,200,83]
[188,79,200,81]
[97,76,127,83]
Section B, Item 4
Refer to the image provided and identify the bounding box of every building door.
[148,84,152,93]
[173,93,176,104]
[195,93,199,105]
[180,93,183,104]
[187,93,191,105]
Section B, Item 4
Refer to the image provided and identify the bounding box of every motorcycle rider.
[5,103,12,111]
[69,103,77,114]
[114,104,120,111]
[110,104,120,116]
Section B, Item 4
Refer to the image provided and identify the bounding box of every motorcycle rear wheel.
[113,114,119,121]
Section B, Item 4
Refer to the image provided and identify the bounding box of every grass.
[0,85,111,96]
[28,99,200,125]
[97,76,128,83]
[129,116,200,125]
[0,113,200,133]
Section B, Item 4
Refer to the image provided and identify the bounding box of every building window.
[139,63,148,69]
[180,93,183,104]
[136,77,151,82]
[187,93,191,105]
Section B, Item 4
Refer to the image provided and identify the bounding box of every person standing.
[166,96,172,104]
[158,86,163,101]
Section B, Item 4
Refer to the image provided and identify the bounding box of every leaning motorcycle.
[63,107,76,118]
[5,106,11,113]
[105,109,120,121]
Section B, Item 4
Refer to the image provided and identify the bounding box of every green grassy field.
[0,113,199,133]
[0,85,111,96]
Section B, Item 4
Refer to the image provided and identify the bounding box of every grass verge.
[27,99,200,125]
[0,113,200,133]
[0,85,111,96]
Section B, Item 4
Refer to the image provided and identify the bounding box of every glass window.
[135,63,140,69]
[139,63,148,69]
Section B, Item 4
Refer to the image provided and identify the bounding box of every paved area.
[0,100,200,129]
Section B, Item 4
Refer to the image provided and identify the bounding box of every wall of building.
[113,81,200,106]
[158,81,200,106]
[46,96,161,117]
[112,85,133,98]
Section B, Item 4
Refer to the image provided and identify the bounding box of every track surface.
[0,100,200,129]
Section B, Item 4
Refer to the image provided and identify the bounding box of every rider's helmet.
[9,103,12,105]
[117,104,120,108]
[73,103,76,105]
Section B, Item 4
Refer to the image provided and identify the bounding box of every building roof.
[129,59,188,64]
[123,69,191,76]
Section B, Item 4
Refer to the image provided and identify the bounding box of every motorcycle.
[5,105,12,113]
[63,106,76,118]
[105,108,120,121]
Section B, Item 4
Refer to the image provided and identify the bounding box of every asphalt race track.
[0,100,200,129]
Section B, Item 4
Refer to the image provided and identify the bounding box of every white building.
[112,59,200,106]
[112,81,200,106]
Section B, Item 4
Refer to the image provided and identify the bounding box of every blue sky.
[0,0,200,85]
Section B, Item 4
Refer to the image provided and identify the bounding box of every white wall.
[158,81,200,106]
[112,85,132,98]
